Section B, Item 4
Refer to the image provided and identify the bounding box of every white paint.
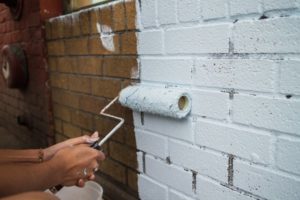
[2,61,9,80]
[96,23,115,52]
[119,85,192,119]
[135,0,300,199]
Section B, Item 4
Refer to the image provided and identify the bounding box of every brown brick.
[53,104,71,122]
[69,76,91,94]
[100,158,126,184]
[62,15,73,37]
[79,11,90,35]
[112,2,126,32]
[50,73,69,89]
[100,6,113,32]
[63,122,82,138]
[56,57,75,73]
[120,32,137,54]
[79,95,106,114]
[125,0,136,30]
[71,110,93,130]
[45,21,52,39]
[60,91,80,109]
[65,38,88,55]
[103,56,138,78]
[124,125,136,148]
[54,119,62,133]
[51,89,62,103]
[72,13,81,36]
[55,133,68,142]
[74,57,103,75]
[47,41,65,56]
[90,8,100,34]
[48,58,57,72]
[91,78,121,98]
[109,141,138,169]
[51,18,64,39]
[88,35,120,55]
[127,169,138,191]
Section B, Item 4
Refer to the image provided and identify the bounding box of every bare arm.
[0,145,104,197]
[0,192,59,200]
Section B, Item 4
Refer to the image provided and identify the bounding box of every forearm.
[0,161,60,197]
[0,149,43,163]
[0,192,58,200]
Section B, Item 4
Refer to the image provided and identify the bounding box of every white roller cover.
[119,85,192,119]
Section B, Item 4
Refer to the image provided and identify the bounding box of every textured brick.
[169,139,228,182]
[178,0,200,22]
[121,31,137,54]
[112,2,126,31]
[232,94,300,135]
[90,8,100,34]
[47,41,65,56]
[233,17,300,53]
[194,59,276,92]
[109,141,138,168]
[197,176,255,200]
[235,160,300,200]
[71,110,93,130]
[140,0,157,28]
[195,120,272,164]
[50,73,69,89]
[65,38,89,55]
[91,78,121,98]
[276,136,300,175]
[145,155,193,195]
[56,57,74,73]
[62,15,73,37]
[79,95,106,114]
[79,10,90,35]
[140,58,192,84]
[165,24,230,54]
[50,18,64,39]
[201,0,227,20]
[68,76,91,94]
[138,175,168,200]
[128,169,138,191]
[74,57,103,75]
[279,60,300,95]
[88,35,120,55]
[135,129,167,158]
[263,0,298,11]
[100,6,113,32]
[229,0,260,16]
[62,122,82,138]
[157,0,177,25]
[192,90,228,120]
[125,0,137,30]
[71,13,81,36]
[100,158,126,184]
[138,30,163,55]
[103,56,138,78]
[169,190,194,200]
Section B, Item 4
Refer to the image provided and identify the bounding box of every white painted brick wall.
[276,136,300,175]
[233,17,300,53]
[232,94,300,135]
[165,24,230,54]
[195,120,272,164]
[136,0,300,199]
[169,139,228,182]
[235,160,300,200]
[145,155,194,195]
[140,58,193,84]
[193,59,277,92]
[229,0,261,16]
[157,0,177,25]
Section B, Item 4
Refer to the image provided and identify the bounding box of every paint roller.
[51,85,191,193]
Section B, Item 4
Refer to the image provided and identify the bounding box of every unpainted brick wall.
[46,0,140,199]
[136,0,300,200]
[0,0,50,147]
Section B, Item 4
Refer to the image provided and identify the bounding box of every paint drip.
[119,85,192,119]
[96,23,115,52]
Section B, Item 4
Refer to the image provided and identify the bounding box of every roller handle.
[50,141,101,193]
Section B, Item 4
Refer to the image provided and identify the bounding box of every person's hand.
[50,145,105,188]
[43,132,99,161]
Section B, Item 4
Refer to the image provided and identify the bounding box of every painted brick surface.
[135,0,300,199]
[138,174,168,200]
[232,95,300,135]
[165,24,230,54]
[276,136,300,175]
[195,120,272,164]
[233,17,300,53]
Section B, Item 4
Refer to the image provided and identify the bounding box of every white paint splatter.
[96,23,115,52]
